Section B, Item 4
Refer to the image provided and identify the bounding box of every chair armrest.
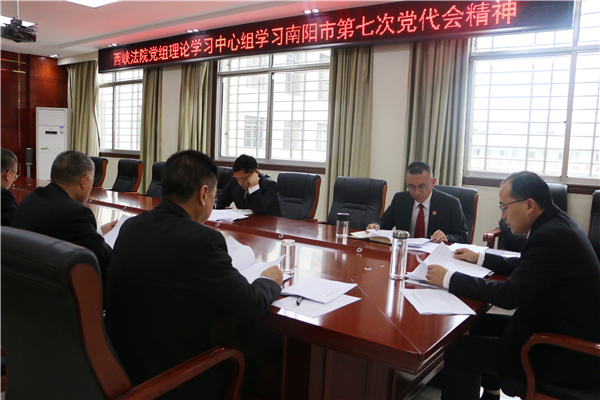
[483,227,502,249]
[301,219,318,222]
[521,333,600,400]
[114,347,244,400]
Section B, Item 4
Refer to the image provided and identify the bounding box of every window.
[98,69,143,153]
[466,0,599,182]
[217,49,330,165]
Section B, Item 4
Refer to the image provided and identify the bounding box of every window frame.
[97,70,143,157]
[463,0,599,187]
[214,52,330,170]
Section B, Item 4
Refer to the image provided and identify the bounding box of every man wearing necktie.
[367,161,468,244]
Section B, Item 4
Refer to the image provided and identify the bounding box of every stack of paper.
[225,236,290,283]
[208,209,249,222]
[407,243,492,281]
[273,277,360,318]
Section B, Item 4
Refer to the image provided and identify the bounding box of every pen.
[296,296,303,306]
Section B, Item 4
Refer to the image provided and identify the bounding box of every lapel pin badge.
[432,210,437,215]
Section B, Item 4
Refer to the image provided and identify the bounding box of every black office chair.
[90,156,108,188]
[218,166,233,196]
[501,333,600,400]
[589,190,600,259]
[1,226,245,400]
[484,183,568,251]
[278,172,321,220]
[326,177,387,230]
[145,161,165,199]
[112,159,144,193]
[435,185,478,244]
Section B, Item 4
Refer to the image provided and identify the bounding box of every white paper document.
[281,277,357,304]
[407,243,492,281]
[103,214,130,248]
[225,236,290,283]
[272,295,360,318]
[448,243,489,253]
[366,229,393,242]
[407,238,433,248]
[486,248,521,258]
[208,209,250,222]
[400,288,475,315]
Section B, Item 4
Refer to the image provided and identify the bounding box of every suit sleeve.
[374,196,397,230]
[1,190,17,226]
[483,253,519,276]
[246,178,280,216]
[194,230,281,319]
[214,178,234,209]
[71,207,112,278]
[449,231,563,310]
[444,197,469,244]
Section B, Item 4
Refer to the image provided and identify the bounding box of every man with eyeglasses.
[426,171,600,400]
[214,154,281,217]
[1,148,19,226]
[367,161,468,243]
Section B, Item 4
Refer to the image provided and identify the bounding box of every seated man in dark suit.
[214,154,281,216]
[105,150,283,399]
[11,151,115,284]
[1,148,18,226]
[367,161,468,243]
[427,171,600,400]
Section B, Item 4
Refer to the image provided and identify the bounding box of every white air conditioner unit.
[36,107,71,180]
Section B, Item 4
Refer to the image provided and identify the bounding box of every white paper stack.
[274,277,360,318]
[225,236,290,283]
[208,209,250,222]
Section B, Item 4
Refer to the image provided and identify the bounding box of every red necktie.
[414,203,425,238]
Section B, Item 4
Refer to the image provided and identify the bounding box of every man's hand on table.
[453,248,479,263]
[430,230,447,243]
[101,220,118,236]
[261,265,284,285]
[426,264,448,287]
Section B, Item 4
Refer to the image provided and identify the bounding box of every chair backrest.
[548,182,568,212]
[278,172,321,220]
[435,185,479,244]
[1,227,132,399]
[90,156,108,188]
[326,177,387,230]
[112,159,144,192]
[145,161,165,199]
[590,190,600,259]
[499,182,568,252]
[217,166,233,196]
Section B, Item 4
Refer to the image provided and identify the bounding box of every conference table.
[10,180,494,400]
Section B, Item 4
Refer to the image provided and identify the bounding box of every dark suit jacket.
[450,205,600,386]
[105,199,281,399]
[11,182,112,284]
[214,173,281,217]
[1,187,17,226]
[374,189,469,243]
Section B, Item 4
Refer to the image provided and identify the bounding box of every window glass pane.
[220,74,269,158]
[472,29,573,52]
[578,0,599,46]
[568,52,600,178]
[98,86,113,150]
[113,83,142,151]
[217,50,330,164]
[219,55,270,72]
[271,69,328,162]
[272,49,331,67]
[468,56,570,176]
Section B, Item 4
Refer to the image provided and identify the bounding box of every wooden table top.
[90,203,489,376]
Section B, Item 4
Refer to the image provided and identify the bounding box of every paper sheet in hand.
[272,295,360,318]
[281,278,357,303]
[208,209,249,222]
[103,214,130,248]
[407,243,491,281]
[401,288,475,315]
[448,243,489,253]
[225,236,290,282]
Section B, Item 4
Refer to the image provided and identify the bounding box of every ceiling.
[0,0,392,59]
